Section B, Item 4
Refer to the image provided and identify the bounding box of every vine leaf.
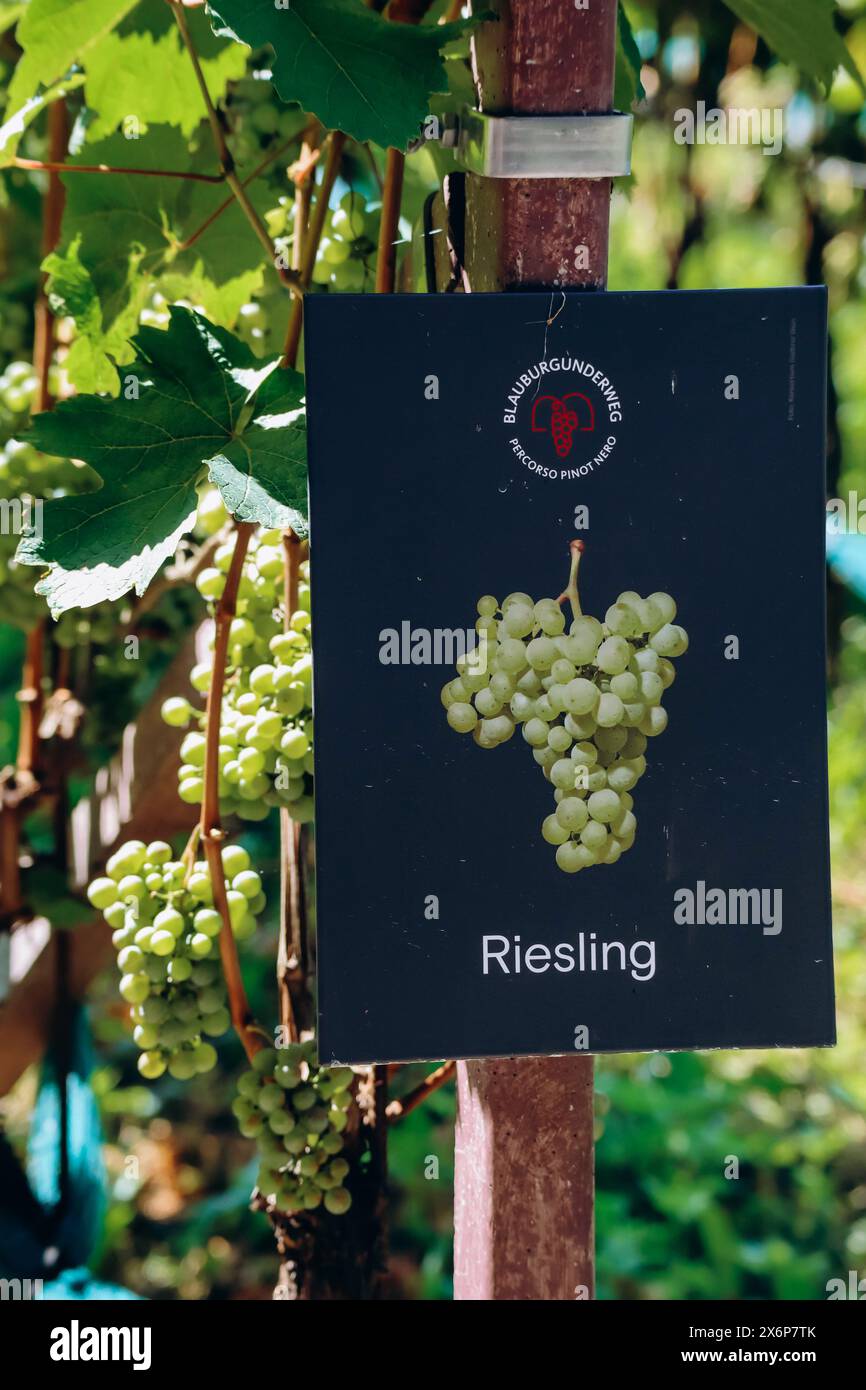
[43,236,137,395]
[615,4,646,111]
[722,0,865,92]
[208,0,478,150]
[50,126,270,389]
[208,368,307,531]
[0,73,86,162]
[83,2,248,142]
[1,0,137,163]
[16,308,308,616]
[1,0,244,160]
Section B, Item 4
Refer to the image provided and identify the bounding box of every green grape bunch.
[87,840,266,1080]
[441,546,688,873]
[302,190,381,293]
[264,189,380,293]
[161,525,314,825]
[234,1045,354,1218]
[225,77,309,166]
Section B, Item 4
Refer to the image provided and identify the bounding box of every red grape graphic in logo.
[531,392,595,457]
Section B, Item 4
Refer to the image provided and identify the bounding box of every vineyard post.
[452,0,619,1301]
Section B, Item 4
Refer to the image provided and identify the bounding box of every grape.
[234,1045,354,1218]
[595,692,625,728]
[526,636,558,670]
[649,623,689,658]
[542,814,570,845]
[607,763,638,793]
[523,718,550,748]
[581,818,609,851]
[610,672,639,701]
[87,876,118,910]
[639,705,669,737]
[496,638,528,673]
[639,671,664,705]
[594,725,627,754]
[324,1188,352,1215]
[221,844,250,877]
[442,574,688,872]
[596,636,631,675]
[571,740,598,767]
[503,602,534,637]
[447,702,477,733]
[629,653,655,681]
[474,687,502,718]
[605,603,642,637]
[648,591,676,625]
[550,758,577,790]
[555,841,592,873]
[556,797,589,832]
[547,725,572,754]
[587,789,622,823]
[562,677,598,716]
[613,808,637,839]
[119,973,150,1005]
[138,1052,167,1080]
[656,658,675,689]
[623,730,647,757]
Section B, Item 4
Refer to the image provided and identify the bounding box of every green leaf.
[615,4,646,111]
[0,3,25,34]
[0,73,86,164]
[83,8,248,142]
[16,308,308,616]
[208,0,477,150]
[207,368,307,532]
[1,0,137,163]
[55,126,269,375]
[43,236,136,394]
[722,0,865,92]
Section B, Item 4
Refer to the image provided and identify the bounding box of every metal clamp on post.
[444,107,633,179]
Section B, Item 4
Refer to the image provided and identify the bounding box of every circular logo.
[502,353,623,481]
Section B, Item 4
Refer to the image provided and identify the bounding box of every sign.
[304,287,834,1064]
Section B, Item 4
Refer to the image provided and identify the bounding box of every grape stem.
[177,131,315,254]
[385,1060,456,1121]
[180,824,201,883]
[375,149,405,293]
[557,538,585,623]
[281,130,348,369]
[169,0,302,297]
[199,519,262,1063]
[290,131,322,275]
[277,529,306,1044]
[13,157,225,182]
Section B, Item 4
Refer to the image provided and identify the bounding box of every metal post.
[453,0,619,1302]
